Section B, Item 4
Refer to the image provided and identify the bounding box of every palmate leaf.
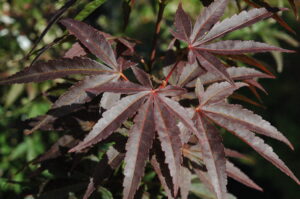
[0,57,109,85]
[19,16,131,134]
[194,80,300,186]
[69,76,209,198]
[172,2,291,84]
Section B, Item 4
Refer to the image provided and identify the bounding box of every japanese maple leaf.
[164,60,273,88]
[187,78,300,199]
[0,18,133,133]
[182,143,263,194]
[68,67,199,199]
[171,1,292,83]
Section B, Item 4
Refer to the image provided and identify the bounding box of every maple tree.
[0,0,299,199]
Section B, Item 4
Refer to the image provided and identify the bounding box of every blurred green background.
[0,0,299,198]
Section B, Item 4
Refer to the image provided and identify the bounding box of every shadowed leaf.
[0,57,109,85]
[70,92,149,152]
[60,18,118,69]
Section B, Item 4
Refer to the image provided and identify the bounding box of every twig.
[147,0,167,72]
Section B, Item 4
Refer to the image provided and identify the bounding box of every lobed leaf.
[180,165,192,199]
[194,113,227,199]
[200,82,247,106]
[27,74,118,134]
[157,85,186,97]
[198,40,294,54]
[100,92,121,110]
[69,91,149,152]
[123,98,155,199]
[154,98,183,196]
[64,42,87,58]
[0,57,109,85]
[191,0,228,43]
[87,81,150,95]
[226,161,263,191]
[60,18,118,69]
[228,129,300,185]
[157,95,198,135]
[195,78,205,104]
[194,50,234,85]
[131,66,152,88]
[150,148,174,199]
[226,55,274,75]
[202,103,293,149]
[200,8,273,44]
[174,3,193,42]
[198,67,273,86]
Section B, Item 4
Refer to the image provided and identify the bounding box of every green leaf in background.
[261,34,283,72]
[75,0,106,21]
[4,84,24,107]
[98,186,114,199]
[190,177,237,199]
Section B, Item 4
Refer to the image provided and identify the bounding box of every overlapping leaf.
[1,18,133,134]
[192,79,300,189]
[172,1,291,83]
[68,69,205,198]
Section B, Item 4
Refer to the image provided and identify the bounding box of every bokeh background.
[0,0,299,198]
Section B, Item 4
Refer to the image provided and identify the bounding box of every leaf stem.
[147,0,167,71]
[160,58,181,88]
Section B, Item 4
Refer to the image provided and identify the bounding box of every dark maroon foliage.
[1,1,299,199]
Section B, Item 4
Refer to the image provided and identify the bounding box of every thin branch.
[147,0,167,72]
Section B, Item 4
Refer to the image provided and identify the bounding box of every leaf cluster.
[0,0,299,199]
